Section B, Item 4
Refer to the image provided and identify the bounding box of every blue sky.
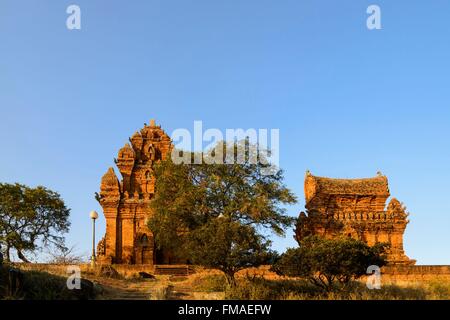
[1,1,449,264]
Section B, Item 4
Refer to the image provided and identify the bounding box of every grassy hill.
[2,263,449,300]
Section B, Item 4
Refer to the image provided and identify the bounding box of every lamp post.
[90,210,98,267]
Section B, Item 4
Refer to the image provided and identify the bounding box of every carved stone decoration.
[96,120,182,265]
[97,236,106,257]
[100,168,120,195]
[295,172,415,265]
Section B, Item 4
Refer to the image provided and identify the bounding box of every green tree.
[186,217,276,285]
[272,236,387,291]
[148,141,296,285]
[0,183,71,262]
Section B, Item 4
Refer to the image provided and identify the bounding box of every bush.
[0,266,96,300]
[272,236,387,291]
[21,271,96,300]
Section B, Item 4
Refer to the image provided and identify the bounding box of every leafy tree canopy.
[148,141,296,283]
[272,236,387,291]
[0,183,71,262]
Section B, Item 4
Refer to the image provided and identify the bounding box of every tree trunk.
[224,272,237,287]
[17,249,30,263]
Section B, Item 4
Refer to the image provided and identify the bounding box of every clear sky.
[1,1,449,264]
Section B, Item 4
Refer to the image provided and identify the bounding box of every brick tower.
[96,120,177,265]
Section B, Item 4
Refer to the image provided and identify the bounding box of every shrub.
[0,267,96,300]
[272,236,387,291]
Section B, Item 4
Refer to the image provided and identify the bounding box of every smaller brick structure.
[296,171,415,265]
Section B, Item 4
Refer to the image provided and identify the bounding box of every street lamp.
[90,210,98,266]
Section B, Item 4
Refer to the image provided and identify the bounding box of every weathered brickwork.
[97,120,177,265]
[296,171,415,265]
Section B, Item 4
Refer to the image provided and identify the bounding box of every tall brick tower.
[96,120,175,265]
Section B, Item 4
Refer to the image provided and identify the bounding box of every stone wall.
[376,265,450,283]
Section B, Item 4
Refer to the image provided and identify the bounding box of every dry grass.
[224,277,450,300]
[8,264,450,300]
